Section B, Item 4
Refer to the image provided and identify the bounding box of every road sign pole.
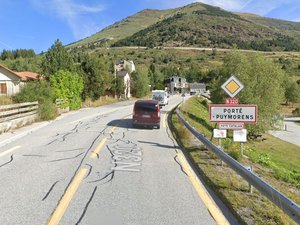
[218,139,224,167]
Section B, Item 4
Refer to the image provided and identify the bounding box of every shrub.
[13,80,57,120]
[50,70,84,110]
[228,150,241,161]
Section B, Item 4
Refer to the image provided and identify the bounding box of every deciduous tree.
[211,51,285,134]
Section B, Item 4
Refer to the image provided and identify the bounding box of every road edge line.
[177,152,230,225]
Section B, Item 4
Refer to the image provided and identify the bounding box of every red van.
[132,100,161,129]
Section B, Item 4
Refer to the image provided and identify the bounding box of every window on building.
[0,83,7,94]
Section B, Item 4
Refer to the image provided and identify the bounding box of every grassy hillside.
[113,3,300,51]
[68,2,300,52]
[238,13,300,32]
[67,9,176,49]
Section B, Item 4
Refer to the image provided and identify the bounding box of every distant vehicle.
[132,100,161,129]
[151,90,168,107]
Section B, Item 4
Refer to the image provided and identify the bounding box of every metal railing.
[176,107,300,224]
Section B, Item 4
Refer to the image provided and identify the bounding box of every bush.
[13,80,57,120]
[228,150,241,161]
[50,70,84,110]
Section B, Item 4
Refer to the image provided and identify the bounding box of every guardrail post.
[249,166,253,194]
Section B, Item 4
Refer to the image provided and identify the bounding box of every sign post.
[209,75,258,160]
[213,129,227,166]
[233,129,247,156]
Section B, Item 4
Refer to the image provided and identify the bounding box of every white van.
[151,90,169,107]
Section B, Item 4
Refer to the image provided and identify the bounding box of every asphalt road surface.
[0,95,220,225]
[269,117,300,147]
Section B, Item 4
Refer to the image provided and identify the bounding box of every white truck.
[151,90,169,107]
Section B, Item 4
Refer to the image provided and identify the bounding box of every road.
[0,95,223,225]
[269,117,300,147]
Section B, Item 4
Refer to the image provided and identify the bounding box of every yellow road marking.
[162,112,168,128]
[90,138,107,159]
[109,126,117,134]
[177,152,230,225]
[0,146,21,158]
[47,168,88,225]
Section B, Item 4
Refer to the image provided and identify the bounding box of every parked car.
[132,100,161,129]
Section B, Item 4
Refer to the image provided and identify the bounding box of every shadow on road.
[138,140,179,149]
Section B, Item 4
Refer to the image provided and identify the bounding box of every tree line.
[0,49,36,60]
[2,40,300,134]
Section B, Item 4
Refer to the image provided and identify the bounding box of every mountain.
[67,8,176,49]
[68,2,300,52]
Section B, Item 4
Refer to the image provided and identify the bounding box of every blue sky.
[1,0,299,54]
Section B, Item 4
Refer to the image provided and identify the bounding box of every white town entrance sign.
[209,105,257,123]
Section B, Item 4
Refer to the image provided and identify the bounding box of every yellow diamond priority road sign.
[221,75,244,98]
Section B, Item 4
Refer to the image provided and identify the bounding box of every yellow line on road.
[90,138,107,159]
[47,168,88,225]
[177,152,230,225]
[162,112,168,128]
[0,146,21,158]
[109,126,117,134]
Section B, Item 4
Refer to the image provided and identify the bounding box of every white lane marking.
[0,146,21,158]
[70,105,132,124]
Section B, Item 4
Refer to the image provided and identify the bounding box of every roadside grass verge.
[170,96,299,225]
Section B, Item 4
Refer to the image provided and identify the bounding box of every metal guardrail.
[176,107,300,224]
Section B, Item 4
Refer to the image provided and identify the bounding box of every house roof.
[15,71,40,81]
[0,64,22,79]
[0,64,40,81]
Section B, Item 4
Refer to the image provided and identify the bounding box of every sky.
[0,0,299,54]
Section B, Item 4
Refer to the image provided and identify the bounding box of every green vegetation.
[41,39,75,80]
[67,9,175,49]
[111,3,300,51]
[50,70,84,110]
[210,51,285,134]
[171,97,299,225]
[13,81,57,120]
[65,2,300,52]
[79,54,110,100]
[0,49,36,60]
[284,78,300,106]
[131,66,150,98]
